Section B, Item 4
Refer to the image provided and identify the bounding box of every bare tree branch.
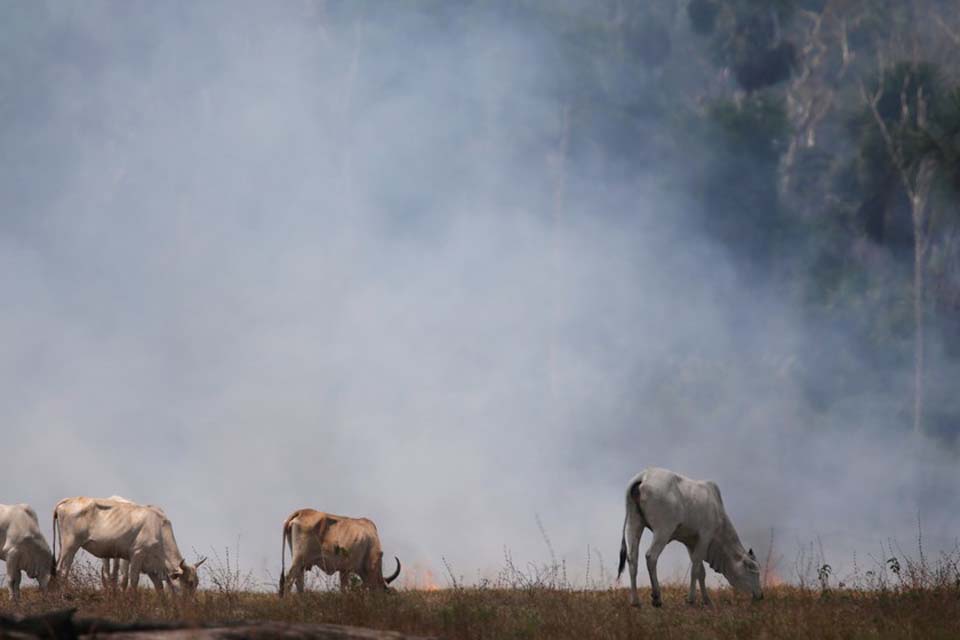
[859,78,914,198]
[933,13,960,48]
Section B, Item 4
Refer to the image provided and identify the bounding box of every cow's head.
[366,552,401,592]
[728,548,763,600]
[28,553,53,591]
[170,557,207,595]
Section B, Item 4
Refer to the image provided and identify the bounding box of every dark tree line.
[287,0,960,443]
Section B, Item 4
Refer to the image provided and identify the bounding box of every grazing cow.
[279,508,400,596]
[617,467,763,607]
[0,504,53,601]
[97,496,174,590]
[99,496,135,589]
[53,497,205,596]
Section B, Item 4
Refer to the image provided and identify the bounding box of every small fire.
[422,569,441,592]
[399,564,442,591]
[764,565,785,587]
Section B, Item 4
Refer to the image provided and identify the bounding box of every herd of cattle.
[0,497,400,602]
[0,467,763,607]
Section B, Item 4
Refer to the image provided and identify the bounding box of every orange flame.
[422,569,440,592]
[399,564,442,591]
[764,565,785,587]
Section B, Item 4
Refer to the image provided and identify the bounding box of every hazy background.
[2,1,958,589]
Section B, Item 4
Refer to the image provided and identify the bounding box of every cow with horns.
[96,496,171,591]
[618,467,763,607]
[53,496,205,596]
[279,509,401,595]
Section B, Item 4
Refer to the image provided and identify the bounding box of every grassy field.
[3,542,958,639]
[4,582,959,639]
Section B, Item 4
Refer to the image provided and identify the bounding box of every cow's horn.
[384,556,401,584]
[195,556,208,568]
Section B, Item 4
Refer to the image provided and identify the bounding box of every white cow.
[53,497,205,596]
[99,496,134,589]
[617,467,763,607]
[0,504,53,601]
[96,496,168,590]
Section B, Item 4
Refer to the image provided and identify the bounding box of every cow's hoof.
[629,601,641,608]
[651,598,663,608]
[686,599,696,607]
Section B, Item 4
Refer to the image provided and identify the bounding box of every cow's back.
[55,497,97,531]
[1,504,42,538]
[633,468,726,535]
[0,503,50,558]
[57,497,164,558]
[286,509,327,559]
[286,509,325,530]
[323,518,379,572]
[326,519,377,551]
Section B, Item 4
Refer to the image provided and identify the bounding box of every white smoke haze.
[2,1,957,590]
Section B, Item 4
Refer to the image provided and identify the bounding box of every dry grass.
[3,583,960,639]
[3,540,957,639]
[3,580,958,639]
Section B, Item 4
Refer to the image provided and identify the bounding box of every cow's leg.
[686,552,698,605]
[339,571,351,592]
[645,530,671,608]
[126,555,144,596]
[120,559,131,590]
[626,519,644,607]
[695,561,710,605]
[148,572,166,599]
[685,538,711,606]
[100,559,110,589]
[282,559,297,595]
[6,554,21,603]
[101,559,121,590]
[55,537,82,586]
[696,560,711,605]
[112,559,123,588]
[283,557,306,595]
[295,562,307,594]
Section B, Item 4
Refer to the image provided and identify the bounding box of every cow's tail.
[617,512,628,580]
[617,477,643,580]
[279,514,294,597]
[50,508,59,579]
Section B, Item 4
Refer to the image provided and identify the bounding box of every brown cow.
[279,508,400,595]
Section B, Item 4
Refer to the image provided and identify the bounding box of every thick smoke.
[2,1,957,589]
